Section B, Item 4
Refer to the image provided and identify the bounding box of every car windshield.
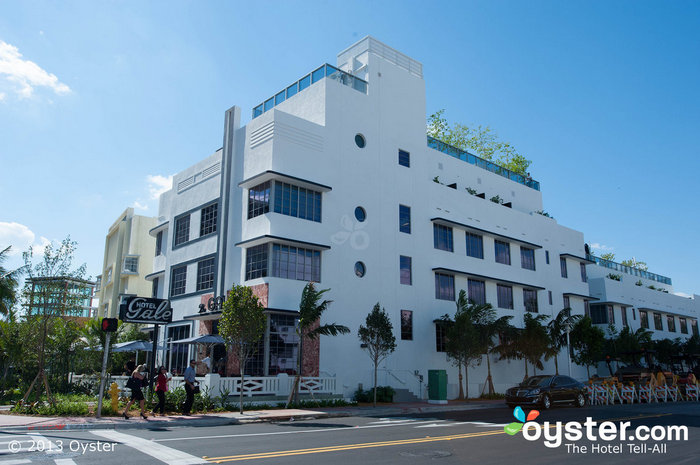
[520,376,552,388]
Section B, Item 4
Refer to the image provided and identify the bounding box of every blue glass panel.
[253,105,263,118]
[314,192,322,222]
[299,74,311,91]
[290,185,298,217]
[353,79,367,93]
[311,66,325,84]
[286,83,297,98]
[273,181,282,213]
[264,98,274,112]
[326,64,338,76]
[275,90,285,105]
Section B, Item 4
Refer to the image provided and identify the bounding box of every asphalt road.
[1,402,698,465]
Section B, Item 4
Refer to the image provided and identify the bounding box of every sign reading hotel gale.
[119,297,173,324]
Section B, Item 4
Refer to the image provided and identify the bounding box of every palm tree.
[546,308,582,375]
[287,283,349,406]
[519,313,550,378]
[478,311,513,396]
[0,246,23,316]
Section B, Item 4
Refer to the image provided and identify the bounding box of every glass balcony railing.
[252,64,368,119]
[427,136,540,191]
[586,254,672,285]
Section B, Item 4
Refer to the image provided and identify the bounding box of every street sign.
[119,297,172,324]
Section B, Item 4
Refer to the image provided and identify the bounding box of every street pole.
[566,326,572,377]
[96,331,111,418]
[149,325,159,398]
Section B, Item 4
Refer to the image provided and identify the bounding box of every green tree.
[218,284,267,413]
[518,313,550,378]
[0,307,22,386]
[20,237,87,405]
[570,316,606,377]
[546,308,582,375]
[427,109,532,175]
[607,326,652,366]
[358,303,396,407]
[0,246,23,316]
[477,308,513,396]
[620,258,648,271]
[653,338,683,370]
[600,252,616,262]
[287,283,350,406]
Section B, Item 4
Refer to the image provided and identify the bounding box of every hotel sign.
[119,297,173,324]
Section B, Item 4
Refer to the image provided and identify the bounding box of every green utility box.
[428,369,448,404]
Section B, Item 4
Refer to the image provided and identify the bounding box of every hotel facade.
[145,37,699,397]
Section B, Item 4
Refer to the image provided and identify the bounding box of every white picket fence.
[70,373,339,398]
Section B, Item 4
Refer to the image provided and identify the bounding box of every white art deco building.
[147,37,699,397]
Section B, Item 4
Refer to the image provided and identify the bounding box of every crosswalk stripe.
[90,430,205,465]
[54,459,77,464]
[0,459,32,464]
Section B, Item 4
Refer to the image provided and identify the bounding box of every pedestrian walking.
[182,359,198,415]
[153,366,171,415]
[123,364,148,420]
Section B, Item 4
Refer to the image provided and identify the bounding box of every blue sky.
[1,0,699,295]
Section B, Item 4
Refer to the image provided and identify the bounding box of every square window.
[174,215,190,247]
[401,310,413,340]
[400,256,412,285]
[200,203,218,237]
[123,256,139,274]
[399,205,411,234]
[433,224,453,252]
[495,240,511,265]
[398,149,410,167]
[245,244,269,281]
[497,284,513,309]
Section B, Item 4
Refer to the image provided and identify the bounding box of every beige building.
[96,208,158,317]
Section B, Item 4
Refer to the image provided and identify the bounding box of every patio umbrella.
[112,340,156,352]
[174,335,225,344]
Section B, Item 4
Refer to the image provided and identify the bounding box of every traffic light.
[101,318,118,332]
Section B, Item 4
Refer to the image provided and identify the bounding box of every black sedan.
[505,375,587,409]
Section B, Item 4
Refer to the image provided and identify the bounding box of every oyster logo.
[505,406,539,435]
[331,215,369,250]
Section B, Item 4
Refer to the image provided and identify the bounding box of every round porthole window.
[354,261,366,278]
[354,206,366,222]
[355,134,366,148]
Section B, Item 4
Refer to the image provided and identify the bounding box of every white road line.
[414,421,508,428]
[90,430,205,465]
[0,459,32,464]
[54,459,77,464]
[155,419,444,442]
[29,435,60,455]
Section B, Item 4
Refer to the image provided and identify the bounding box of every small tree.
[0,246,23,315]
[287,283,349,407]
[518,313,550,379]
[358,303,396,407]
[546,308,582,375]
[570,316,606,377]
[218,284,266,413]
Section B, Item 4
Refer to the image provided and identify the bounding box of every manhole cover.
[400,450,452,458]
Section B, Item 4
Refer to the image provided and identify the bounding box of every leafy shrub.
[12,400,89,416]
[606,273,622,281]
[353,386,395,403]
[466,187,478,195]
[490,195,503,204]
[479,393,505,400]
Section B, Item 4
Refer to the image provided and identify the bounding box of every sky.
[1,0,699,296]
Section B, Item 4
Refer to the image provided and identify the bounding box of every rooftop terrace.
[427,136,540,191]
[586,254,672,285]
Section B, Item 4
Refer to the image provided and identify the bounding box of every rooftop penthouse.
[587,254,672,285]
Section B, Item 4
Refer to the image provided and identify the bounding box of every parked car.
[505,375,586,409]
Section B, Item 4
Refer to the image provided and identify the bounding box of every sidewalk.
[0,399,504,432]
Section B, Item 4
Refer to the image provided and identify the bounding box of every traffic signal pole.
[96,331,111,418]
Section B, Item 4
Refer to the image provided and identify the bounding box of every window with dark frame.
[691,319,698,336]
[399,205,411,234]
[196,257,215,291]
[590,304,607,324]
[245,244,269,281]
[435,323,447,352]
[170,266,187,296]
[495,240,511,265]
[155,231,163,256]
[523,289,538,313]
[273,181,322,222]
[653,312,663,331]
[497,284,513,309]
[607,305,615,324]
[563,295,570,309]
[580,263,587,282]
[640,310,649,329]
[545,250,550,264]
[560,257,568,278]
[398,149,410,167]
[401,310,413,340]
[435,273,455,301]
[400,255,412,285]
[468,279,486,305]
[248,181,271,219]
[271,244,321,282]
[520,247,535,270]
[433,224,453,252]
[152,277,159,298]
[200,203,218,237]
[466,232,484,259]
[680,317,688,334]
[621,306,628,327]
[548,291,553,305]
[667,315,676,333]
[174,215,190,247]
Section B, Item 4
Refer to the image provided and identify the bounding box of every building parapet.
[586,254,671,285]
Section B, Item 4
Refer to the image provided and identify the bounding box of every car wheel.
[541,394,551,410]
[575,393,585,408]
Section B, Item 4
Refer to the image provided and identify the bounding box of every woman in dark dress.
[122,364,148,419]
[153,366,171,415]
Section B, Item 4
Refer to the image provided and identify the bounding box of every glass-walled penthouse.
[427,136,541,191]
[586,254,672,285]
[253,64,368,119]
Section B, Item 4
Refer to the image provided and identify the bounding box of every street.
[1,402,698,465]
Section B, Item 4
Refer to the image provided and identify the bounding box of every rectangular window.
[653,312,663,331]
[497,284,513,309]
[174,215,190,247]
[106,267,112,283]
[466,233,484,259]
[692,319,698,336]
[400,255,412,285]
[468,279,486,305]
[248,181,271,219]
[640,310,649,329]
[95,276,101,292]
[123,256,139,274]
[520,247,535,270]
[399,205,411,234]
[151,277,159,298]
[435,273,455,301]
[155,231,163,256]
[584,300,590,318]
[273,181,321,222]
[680,317,688,334]
[495,240,511,265]
[621,307,628,327]
[170,266,187,296]
[560,257,568,278]
[196,257,215,291]
[563,295,570,309]
[590,304,607,324]
[667,315,676,333]
[200,203,218,237]
[398,149,410,167]
[580,263,587,282]
[548,290,553,305]
[271,244,321,282]
[545,250,550,264]
[607,305,615,324]
[401,310,413,340]
[435,324,447,352]
[433,224,453,252]
[245,244,269,281]
[523,289,538,313]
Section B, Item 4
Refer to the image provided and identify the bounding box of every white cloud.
[0,40,71,99]
[0,222,51,257]
[0,92,5,102]
[674,292,692,298]
[589,242,614,252]
[132,200,148,211]
[146,174,173,200]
